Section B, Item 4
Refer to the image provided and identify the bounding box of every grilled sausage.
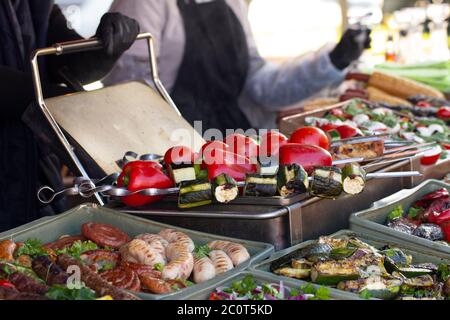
[208,250,233,275]
[120,239,165,267]
[139,275,173,294]
[32,256,69,286]
[44,235,86,250]
[0,240,16,262]
[81,223,130,249]
[8,271,49,295]
[99,268,141,292]
[158,229,195,252]
[121,261,161,278]
[193,256,216,284]
[135,234,169,247]
[162,243,194,280]
[57,254,140,300]
[80,249,120,272]
[0,286,48,300]
[208,241,250,266]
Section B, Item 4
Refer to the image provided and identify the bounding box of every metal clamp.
[30,33,180,206]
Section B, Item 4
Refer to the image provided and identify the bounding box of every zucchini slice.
[342,164,366,195]
[310,261,360,286]
[277,164,309,197]
[398,267,434,278]
[169,163,197,185]
[243,174,277,197]
[178,179,212,209]
[258,157,279,176]
[273,267,311,279]
[309,166,343,199]
[212,173,239,203]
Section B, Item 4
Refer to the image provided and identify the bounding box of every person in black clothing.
[0,0,140,231]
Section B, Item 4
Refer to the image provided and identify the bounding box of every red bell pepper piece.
[276,143,333,174]
[117,161,173,207]
[121,160,163,172]
[205,150,257,181]
[225,134,259,159]
[164,146,196,165]
[422,188,449,201]
[440,221,450,242]
[0,280,16,290]
[259,131,288,157]
[429,209,450,225]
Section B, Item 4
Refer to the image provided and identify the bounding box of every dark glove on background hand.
[329,27,371,70]
[95,12,140,57]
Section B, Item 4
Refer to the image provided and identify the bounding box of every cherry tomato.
[276,143,333,174]
[259,131,288,157]
[335,125,363,139]
[320,123,339,132]
[416,101,432,108]
[201,141,228,157]
[442,143,450,151]
[0,280,16,290]
[164,146,195,165]
[420,146,442,166]
[289,127,330,150]
[225,134,259,159]
[437,107,450,121]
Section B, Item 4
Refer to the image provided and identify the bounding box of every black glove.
[329,27,371,70]
[95,12,140,57]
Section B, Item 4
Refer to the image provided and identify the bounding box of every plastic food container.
[250,230,449,300]
[350,180,450,256]
[0,203,274,300]
[178,271,361,300]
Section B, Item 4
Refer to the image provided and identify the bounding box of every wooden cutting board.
[45,81,205,175]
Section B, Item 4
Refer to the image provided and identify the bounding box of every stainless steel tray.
[178,271,361,300]
[250,230,450,300]
[350,179,450,256]
[0,203,274,300]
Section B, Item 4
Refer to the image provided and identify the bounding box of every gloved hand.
[95,12,140,57]
[329,27,371,70]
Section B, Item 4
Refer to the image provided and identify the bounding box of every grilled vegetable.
[309,167,343,199]
[335,140,384,160]
[277,164,309,197]
[269,243,331,272]
[257,158,279,176]
[337,277,402,300]
[342,164,366,195]
[212,174,238,204]
[243,174,277,197]
[412,223,444,241]
[273,267,311,279]
[310,261,360,286]
[168,163,196,185]
[398,267,434,278]
[178,179,212,209]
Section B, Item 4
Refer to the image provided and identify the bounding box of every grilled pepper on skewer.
[178,179,213,209]
[277,164,309,197]
[309,167,343,199]
[342,164,367,195]
[117,161,173,207]
[243,174,277,197]
[212,174,239,204]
